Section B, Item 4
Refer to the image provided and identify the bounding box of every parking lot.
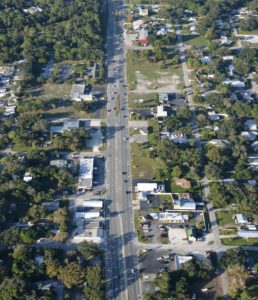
[139,249,176,275]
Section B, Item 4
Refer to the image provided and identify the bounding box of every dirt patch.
[134,71,180,92]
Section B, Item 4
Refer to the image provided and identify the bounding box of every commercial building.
[74,219,104,243]
[149,212,189,222]
[175,255,193,270]
[75,211,100,219]
[70,84,93,101]
[83,200,103,208]
[137,182,158,192]
[78,158,94,191]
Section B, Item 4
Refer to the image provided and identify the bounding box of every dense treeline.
[0,0,104,67]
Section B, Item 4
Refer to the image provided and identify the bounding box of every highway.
[104,0,142,299]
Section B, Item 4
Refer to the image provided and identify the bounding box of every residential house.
[133,19,144,31]
[200,56,212,63]
[241,131,257,141]
[23,172,32,182]
[138,28,149,45]
[223,80,245,88]
[235,214,248,224]
[245,119,257,131]
[139,8,149,16]
[50,159,68,168]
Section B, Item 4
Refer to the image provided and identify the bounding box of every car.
[124,180,128,183]
[161,260,170,264]
[156,257,163,261]
[93,181,99,184]
[108,109,111,112]
[131,269,135,274]
[122,171,127,175]
[159,267,168,273]
[192,294,196,300]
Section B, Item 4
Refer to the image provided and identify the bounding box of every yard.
[222,237,258,247]
[131,142,166,179]
[183,35,209,48]
[215,211,235,226]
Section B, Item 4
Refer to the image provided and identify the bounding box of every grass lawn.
[220,228,238,235]
[128,92,159,109]
[183,35,209,47]
[131,142,165,179]
[215,211,234,226]
[222,237,258,247]
[238,28,258,35]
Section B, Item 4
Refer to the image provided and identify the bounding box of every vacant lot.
[127,50,182,91]
[128,92,159,109]
[183,35,209,47]
[215,211,234,227]
[131,142,165,179]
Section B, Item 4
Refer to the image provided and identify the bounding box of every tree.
[52,207,69,232]
[175,276,188,296]
[221,249,247,268]
[0,277,27,300]
[78,241,102,261]
[227,264,249,298]
[172,166,182,178]
[58,262,85,288]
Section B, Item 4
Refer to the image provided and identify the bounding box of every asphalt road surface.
[104,0,142,299]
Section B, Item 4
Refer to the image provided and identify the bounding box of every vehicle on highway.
[122,171,127,175]
[159,267,168,273]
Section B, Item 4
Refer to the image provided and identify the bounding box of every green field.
[183,35,209,47]
[222,237,258,247]
[131,142,165,179]
[215,211,234,226]
[128,92,159,108]
[238,28,258,35]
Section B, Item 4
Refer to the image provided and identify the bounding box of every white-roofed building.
[156,105,168,117]
[75,211,100,219]
[245,119,257,131]
[175,255,193,270]
[83,200,103,208]
[70,84,93,101]
[136,183,158,192]
[78,158,94,190]
[235,214,248,224]
[73,219,104,243]
[149,212,189,222]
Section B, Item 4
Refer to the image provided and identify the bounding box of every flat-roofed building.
[74,219,104,243]
[137,182,158,192]
[83,200,103,208]
[70,84,93,101]
[78,158,94,191]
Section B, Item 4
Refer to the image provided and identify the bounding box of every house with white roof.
[245,119,257,131]
[235,214,248,224]
[241,131,257,141]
